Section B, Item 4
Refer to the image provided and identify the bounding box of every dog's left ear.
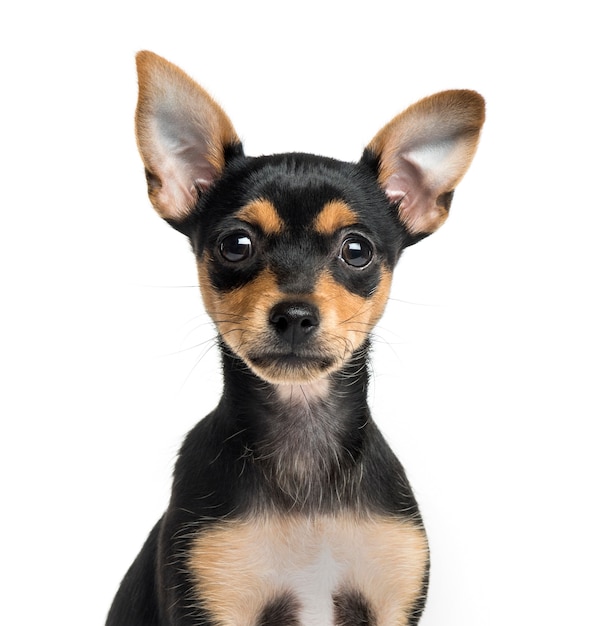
[367,90,485,237]
[134,51,241,223]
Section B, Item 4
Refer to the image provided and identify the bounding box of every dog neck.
[218,343,371,510]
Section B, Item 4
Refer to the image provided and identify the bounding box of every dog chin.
[246,353,337,386]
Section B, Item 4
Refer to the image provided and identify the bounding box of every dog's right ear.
[135,51,241,223]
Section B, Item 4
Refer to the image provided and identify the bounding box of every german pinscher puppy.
[107,51,484,626]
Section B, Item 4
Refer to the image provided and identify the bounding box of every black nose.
[269,301,320,348]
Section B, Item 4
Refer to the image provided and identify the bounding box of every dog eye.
[339,236,373,268]
[219,233,253,262]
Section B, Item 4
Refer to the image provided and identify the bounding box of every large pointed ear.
[135,51,241,222]
[367,90,485,237]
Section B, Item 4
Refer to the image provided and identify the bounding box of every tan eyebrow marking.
[313,200,358,235]
[235,199,284,235]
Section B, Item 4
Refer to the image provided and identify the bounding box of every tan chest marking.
[188,514,428,626]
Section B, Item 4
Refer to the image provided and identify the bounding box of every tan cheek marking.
[313,268,392,358]
[236,199,284,235]
[368,268,392,325]
[313,200,358,235]
[197,260,281,354]
[188,515,428,626]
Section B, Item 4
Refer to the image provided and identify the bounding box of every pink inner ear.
[382,154,426,208]
[193,175,216,194]
[382,162,444,235]
[383,173,412,206]
[379,138,477,235]
[145,121,217,218]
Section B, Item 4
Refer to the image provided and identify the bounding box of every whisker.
[179,338,220,390]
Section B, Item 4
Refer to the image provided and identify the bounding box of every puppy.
[107,51,484,626]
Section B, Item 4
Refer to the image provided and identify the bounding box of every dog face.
[134,52,484,385]
[191,155,401,384]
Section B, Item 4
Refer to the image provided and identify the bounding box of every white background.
[1,1,603,624]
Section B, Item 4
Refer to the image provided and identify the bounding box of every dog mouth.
[247,352,336,383]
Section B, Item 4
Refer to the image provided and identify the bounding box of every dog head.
[134,51,484,385]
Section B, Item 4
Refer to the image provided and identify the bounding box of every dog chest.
[188,513,428,626]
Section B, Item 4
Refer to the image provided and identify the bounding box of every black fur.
[333,590,375,626]
[257,592,301,626]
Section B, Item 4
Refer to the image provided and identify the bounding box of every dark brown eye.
[219,233,253,262]
[339,236,373,268]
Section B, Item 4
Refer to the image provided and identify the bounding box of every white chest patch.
[188,513,428,626]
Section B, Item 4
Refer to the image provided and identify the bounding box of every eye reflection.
[219,233,253,262]
[339,236,373,268]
